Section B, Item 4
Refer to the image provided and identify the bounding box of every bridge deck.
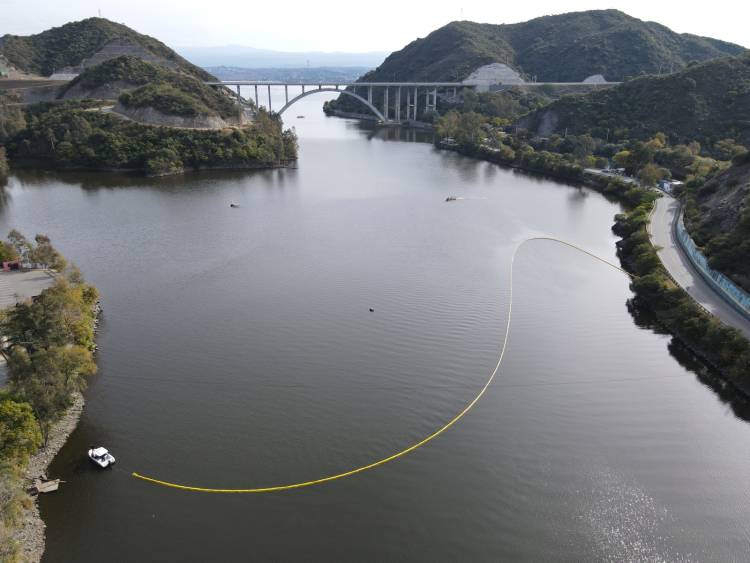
[205,81,467,87]
[205,80,617,87]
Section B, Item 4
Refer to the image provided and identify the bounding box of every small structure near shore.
[28,478,61,495]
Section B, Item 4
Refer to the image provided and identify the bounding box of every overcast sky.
[2,0,747,52]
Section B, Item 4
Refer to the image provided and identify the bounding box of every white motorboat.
[88,446,116,468]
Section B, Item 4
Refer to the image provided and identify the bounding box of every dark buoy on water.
[369,307,375,312]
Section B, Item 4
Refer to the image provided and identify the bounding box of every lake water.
[2,90,749,561]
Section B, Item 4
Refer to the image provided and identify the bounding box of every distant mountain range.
[176,46,387,69]
[357,9,745,83]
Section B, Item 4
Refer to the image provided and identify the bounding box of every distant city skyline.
[1,0,747,53]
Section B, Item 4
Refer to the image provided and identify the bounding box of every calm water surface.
[2,91,750,561]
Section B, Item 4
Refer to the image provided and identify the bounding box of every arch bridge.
[205,81,473,123]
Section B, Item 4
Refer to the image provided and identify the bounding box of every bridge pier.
[206,80,472,122]
[236,84,242,120]
[396,86,401,122]
[424,88,437,114]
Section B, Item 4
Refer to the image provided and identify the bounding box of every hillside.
[58,56,240,126]
[0,18,213,80]
[5,100,296,175]
[520,52,750,146]
[685,152,750,292]
[356,10,744,84]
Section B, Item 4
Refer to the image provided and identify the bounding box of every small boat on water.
[230,203,240,208]
[445,196,457,202]
[296,115,305,119]
[88,446,116,468]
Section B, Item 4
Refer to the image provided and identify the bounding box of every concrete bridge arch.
[277,88,386,122]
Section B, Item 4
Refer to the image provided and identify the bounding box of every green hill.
[520,52,750,146]
[0,17,212,80]
[60,56,237,119]
[685,152,750,292]
[5,100,296,175]
[356,9,744,83]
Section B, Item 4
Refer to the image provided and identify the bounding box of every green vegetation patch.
[5,102,297,176]
[523,53,750,146]
[60,56,238,119]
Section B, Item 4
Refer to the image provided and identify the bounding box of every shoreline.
[13,393,85,563]
[434,140,750,400]
[323,108,435,129]
[10,299,100,562]
[8,158,297,178]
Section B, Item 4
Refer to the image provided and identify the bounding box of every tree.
[714,139,746,161]
[638,162,667,187]
[3,277,97,352]
[0,147,9,179]
[0,241,18,263]
[28,234,66,270]
[435,110,461,140]
[6,230,30,263]
[645,132,667,151]
[613,150,631,169]
[6,346,94,445]
[0,399,42,462]
[7,348,69,444]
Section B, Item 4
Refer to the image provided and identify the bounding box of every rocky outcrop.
[583,74,607,84]
[693,166,750,235]
[463,63,525,91]
[59,79,138,101]
[518,109,559,136]
[113,102,247,129]
[49,37,177,79]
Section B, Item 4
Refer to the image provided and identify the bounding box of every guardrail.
[675,211,750,321]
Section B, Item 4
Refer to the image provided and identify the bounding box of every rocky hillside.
[357,10,744,83]
[685,152,750,292]
[0,18,213,80]
[520,52,750,146]
[57,56,243,128]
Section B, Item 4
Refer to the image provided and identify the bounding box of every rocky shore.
[11,299,100,562]
[13,393,85,563]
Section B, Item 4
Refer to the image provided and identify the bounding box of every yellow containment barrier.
[132,237,632,493]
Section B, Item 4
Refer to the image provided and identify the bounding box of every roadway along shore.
[648,194,750,339]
